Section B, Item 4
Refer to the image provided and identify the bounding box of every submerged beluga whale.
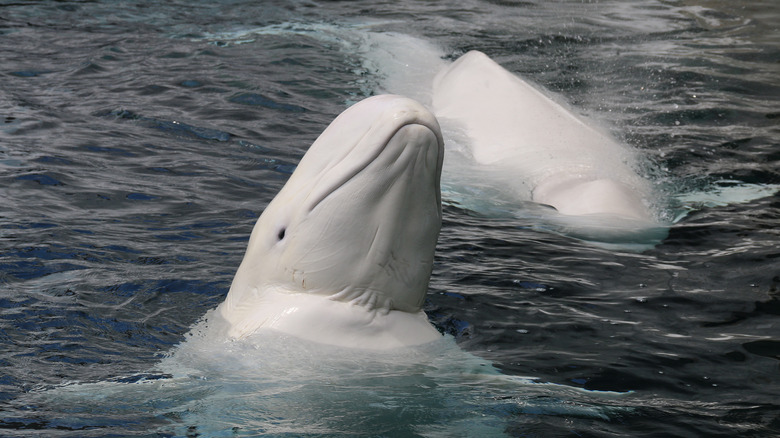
[431,50,666,246]
[215,94,445,349]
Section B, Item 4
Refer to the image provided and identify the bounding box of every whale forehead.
[228,95,444,317]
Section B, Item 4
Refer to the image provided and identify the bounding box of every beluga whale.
[432,50,667,247]
[215,94,445,349]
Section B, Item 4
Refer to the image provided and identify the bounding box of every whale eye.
[277,228,286,241]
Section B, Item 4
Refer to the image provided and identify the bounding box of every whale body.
[432,51,664,243]
[215,94,444,349]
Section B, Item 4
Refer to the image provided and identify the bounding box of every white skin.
[216,95,444,349]
[433,50,655,222]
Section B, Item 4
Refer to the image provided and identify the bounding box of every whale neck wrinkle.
[218,285,441,350]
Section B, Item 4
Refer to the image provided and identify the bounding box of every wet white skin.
[217,95,444,349]
[433,50,657,223]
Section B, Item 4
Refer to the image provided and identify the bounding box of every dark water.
[1,0,779,436]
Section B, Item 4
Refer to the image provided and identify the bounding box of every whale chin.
[217,95,444,349]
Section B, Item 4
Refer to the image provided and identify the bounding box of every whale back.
[432,51,655,222]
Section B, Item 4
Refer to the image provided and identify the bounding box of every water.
[1,0,778,436]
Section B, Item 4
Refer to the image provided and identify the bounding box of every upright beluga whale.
[215,95,444,349]
[432,50,666,246]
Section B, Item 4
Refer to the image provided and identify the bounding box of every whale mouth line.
[306,120,440,213]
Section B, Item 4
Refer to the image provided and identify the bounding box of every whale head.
[218,95,444,344]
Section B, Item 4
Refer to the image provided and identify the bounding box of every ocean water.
[1,0,779,436]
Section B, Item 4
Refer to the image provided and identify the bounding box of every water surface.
[1,0,778,436]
